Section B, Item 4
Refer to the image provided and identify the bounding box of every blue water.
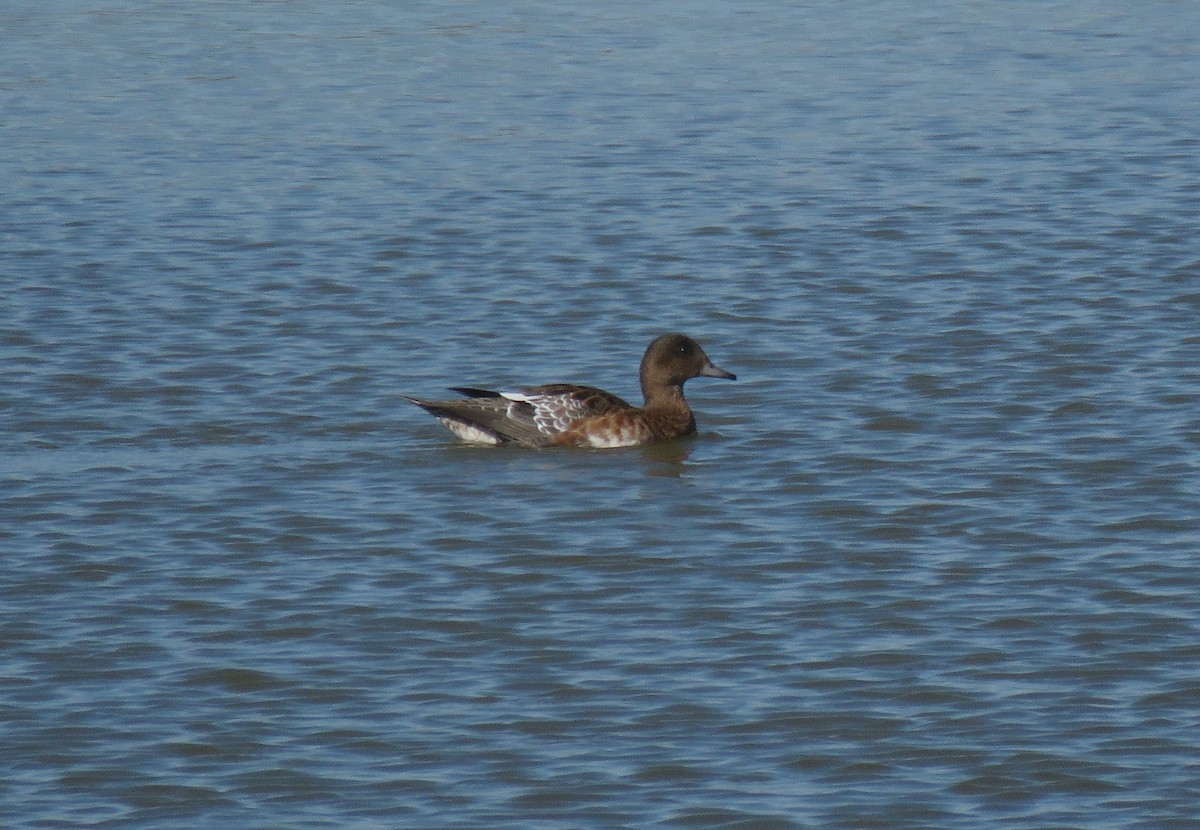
[4,2,1200,828]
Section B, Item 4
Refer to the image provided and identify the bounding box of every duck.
[402,332,735,448]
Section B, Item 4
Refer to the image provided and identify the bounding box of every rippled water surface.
[4,2,1200,828]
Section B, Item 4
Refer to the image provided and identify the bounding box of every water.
[4,1,1200,827]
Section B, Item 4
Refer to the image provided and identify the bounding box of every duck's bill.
[701,361,736,380]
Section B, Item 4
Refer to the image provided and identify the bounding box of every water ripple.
[4,2,1200,829]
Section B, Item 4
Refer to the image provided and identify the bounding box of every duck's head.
[640,333,736,399]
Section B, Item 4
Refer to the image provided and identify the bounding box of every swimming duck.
[403,332,735,448]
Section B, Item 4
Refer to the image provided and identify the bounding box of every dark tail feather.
[448,387,501,398]
[401,395,510,444]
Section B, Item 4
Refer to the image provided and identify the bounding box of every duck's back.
[518,384,632,415]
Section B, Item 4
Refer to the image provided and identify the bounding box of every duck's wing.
[402,391,550,446]
[487,384,633,438]
[406,384,634,447]
[406,384,629,445]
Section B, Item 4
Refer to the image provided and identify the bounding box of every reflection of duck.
[403,333,735,448]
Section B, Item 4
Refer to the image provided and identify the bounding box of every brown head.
[639,333,736,403]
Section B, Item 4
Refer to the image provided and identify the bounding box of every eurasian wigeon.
[403,333,736,448]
